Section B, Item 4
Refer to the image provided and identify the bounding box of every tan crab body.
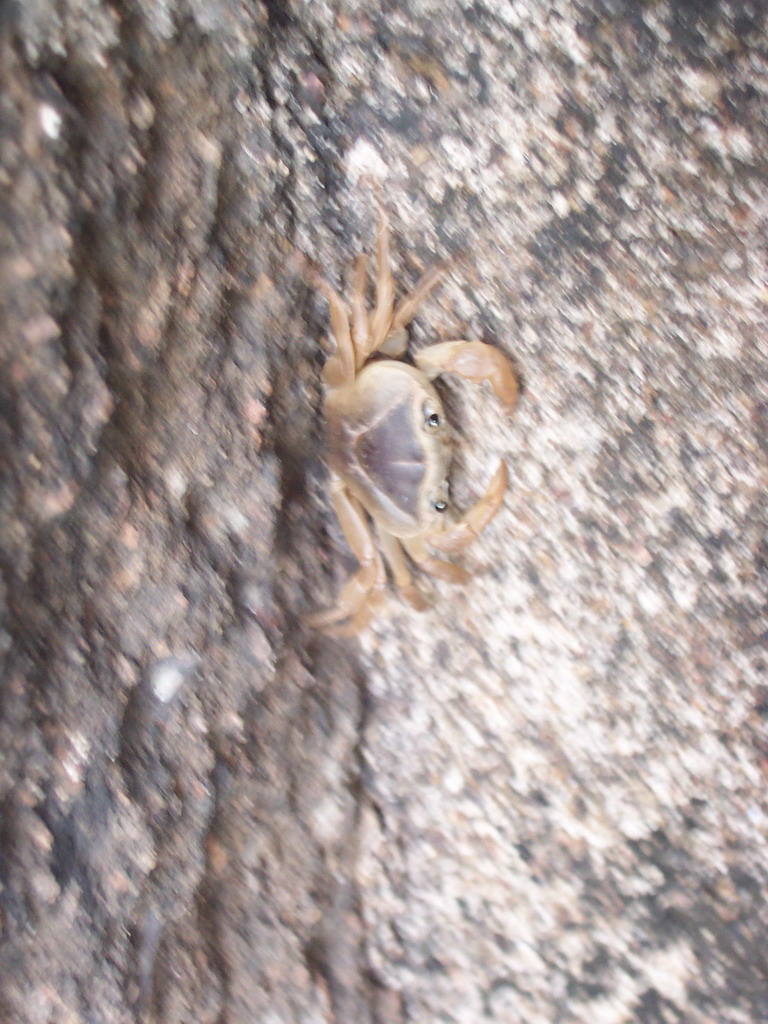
[309,200,519,635]
[325,361,449,540]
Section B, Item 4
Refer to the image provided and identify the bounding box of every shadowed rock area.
[1,1,767,1022]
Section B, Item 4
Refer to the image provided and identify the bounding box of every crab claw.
[429,461,509,554]
[413,340,519,410]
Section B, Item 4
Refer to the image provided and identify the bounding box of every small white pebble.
[39,103,62,140]
[222,503,249,536]
[521,461,543,488]
[149,658,189,703]
[637,584,664,616]
[726,126,754,162]
[61,732,91,785]
[550,191,570,218]
[164,466,187,502]
[443,765,465,795]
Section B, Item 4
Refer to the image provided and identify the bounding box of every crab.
[309,202,519,636]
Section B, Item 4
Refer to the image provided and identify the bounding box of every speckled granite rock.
[1,1,767,1022]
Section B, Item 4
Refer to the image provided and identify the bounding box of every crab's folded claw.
[413,340,519,410]
[429,461,509,554]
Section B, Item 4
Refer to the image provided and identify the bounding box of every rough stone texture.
[1,1,767,1022]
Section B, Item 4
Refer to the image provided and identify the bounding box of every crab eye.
[423,403,441,432]
[429,482,449,514]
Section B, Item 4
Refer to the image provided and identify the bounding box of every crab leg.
[414,340,519,410]
[315,278,356,388]
[350,253,370,370]
[328,573,386,636]
[367,201,395,354]
[378,529,429,611]
[429,462,508,554]
[364,200,448,360]
[374,261,448,360]
[307,476,386,633]
[390,262,448,334]
[401,536,471,584]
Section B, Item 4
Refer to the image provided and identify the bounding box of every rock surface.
[1,1,767,1022]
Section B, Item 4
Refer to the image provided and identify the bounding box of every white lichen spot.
[643,943,694,1008]
[439,134,476,173]
[680,67,720,108]
[668,571,698,613]
[553,17,589,66]
[726,126,755,162]
[700,118,755,162]
[345,137,388,183]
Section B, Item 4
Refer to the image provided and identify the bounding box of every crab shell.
[325,360,450,540]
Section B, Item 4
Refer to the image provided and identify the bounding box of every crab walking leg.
[307,476,386,631]
[378,529,429,611]
[390,262,448,334]
[401,537,471,585]
[414,340,519,410]
[367,201,395,353]
[330,560,388,636]
[328,604,376,637]
[323,571,385,636]
[429,462,508,555]
[350,253,370,370]
[316,279,356,387]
